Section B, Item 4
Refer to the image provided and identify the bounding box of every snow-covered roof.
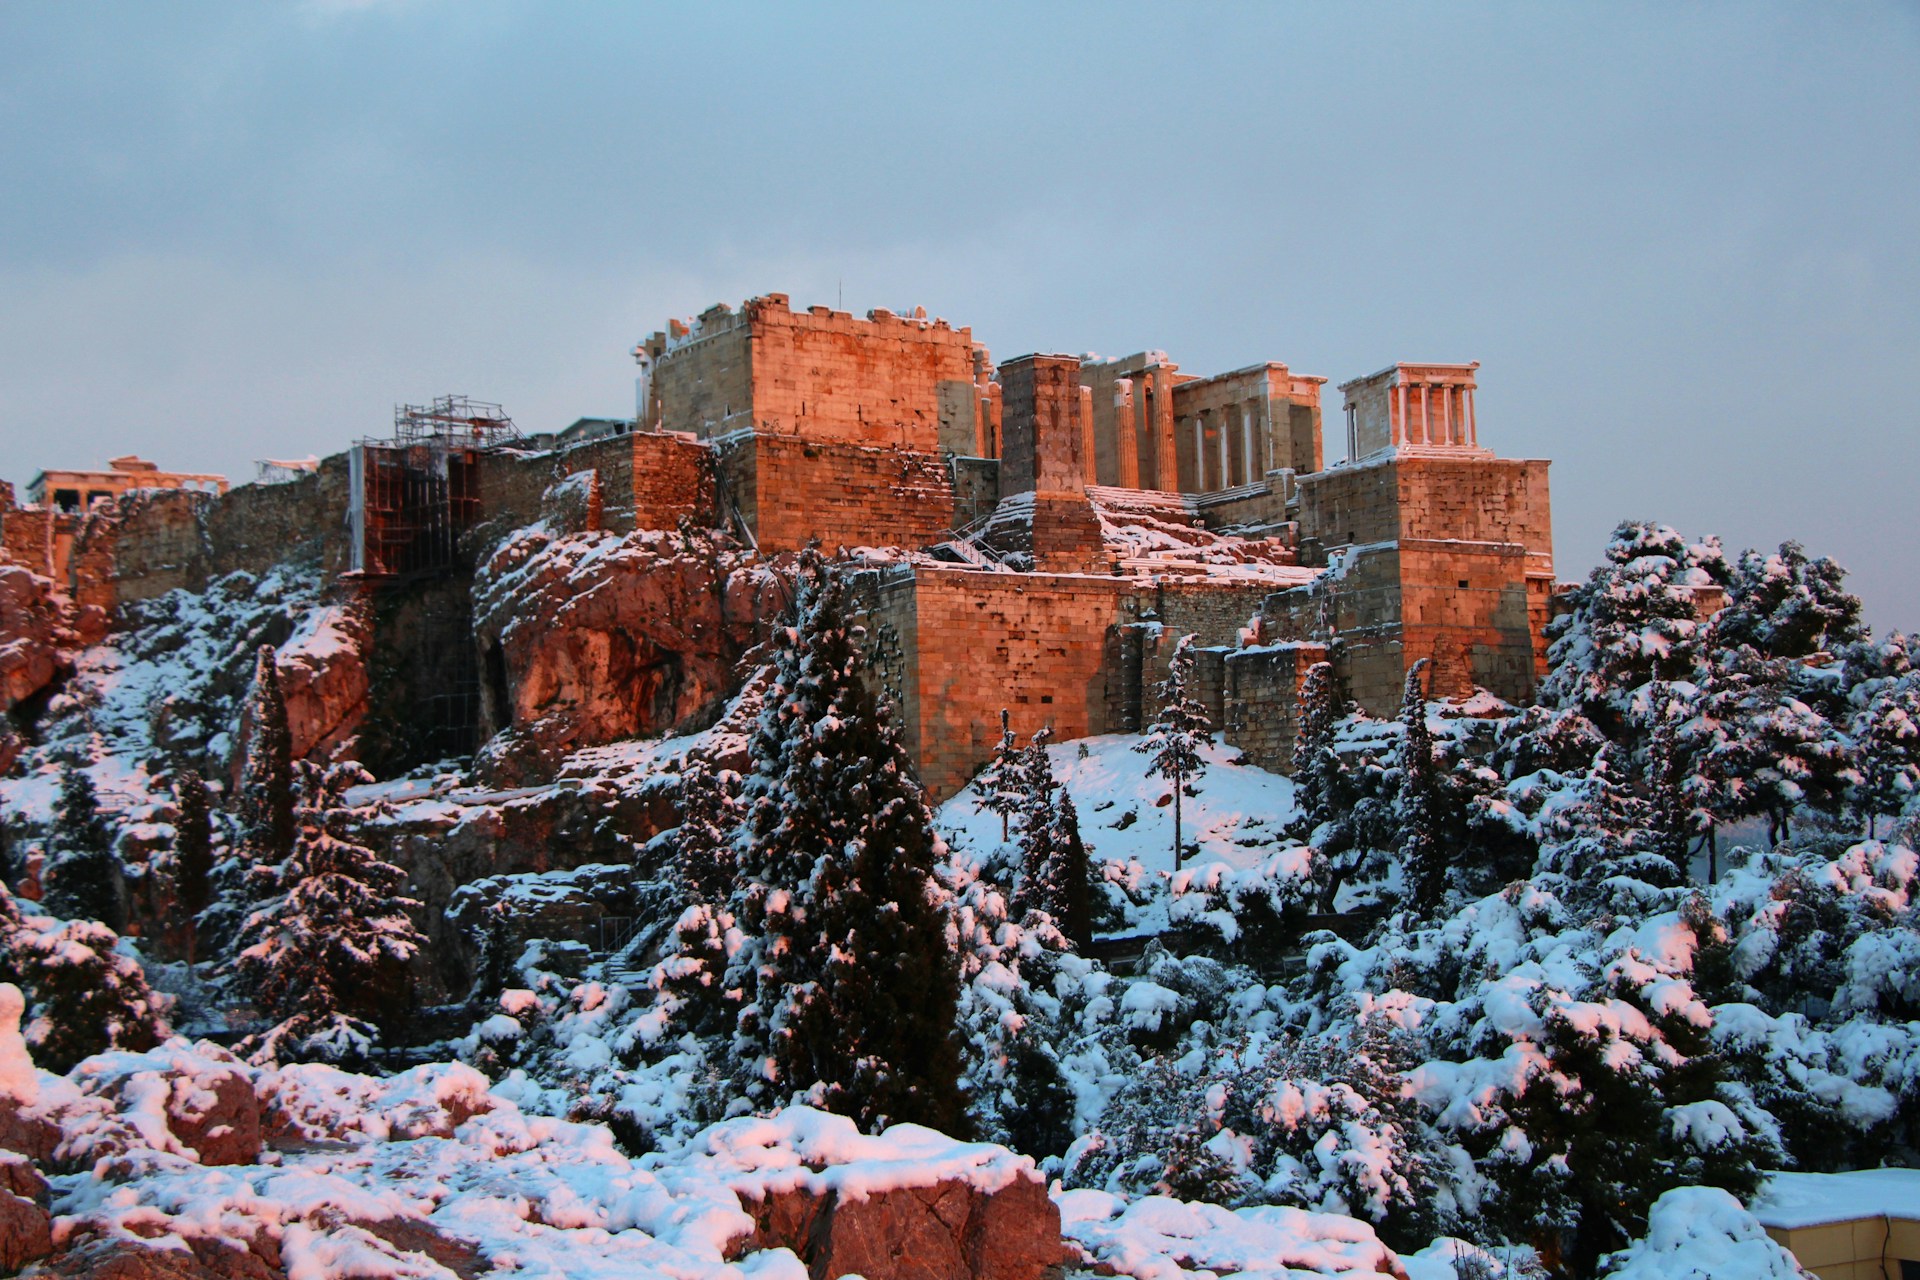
[1750,1168,1920,1228]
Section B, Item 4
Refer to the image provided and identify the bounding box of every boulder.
[0,1189,51,1273]
[272,603,370,763]
[35,1236,274,1280]
[742,1172,1067,1280]
[0,563,67,719]
[165,1060,263,1166]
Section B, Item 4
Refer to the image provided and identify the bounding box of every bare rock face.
[0,1186,52,1273]
[743,1174,1068,1280]
[273,602,370,763]
[473,527,781,781]
[64,1041,262,1168]
[0,563,71,771]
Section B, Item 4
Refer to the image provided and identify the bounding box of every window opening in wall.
[52,489,79,512]
[1458,579,1470,589]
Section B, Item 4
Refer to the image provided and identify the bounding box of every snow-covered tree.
[1642,687,1694,877]
[236,645,295,867]
[234,761,423,1064]
[170,766,215,961]
[725,551,966,1134]
[0,887,167,1072]
[1396,663,1446,914]
[1540,522,1728,741]
[1009,734,1093,949]
[975,709,1023,843]
[1717,540,1865,660]
[1136,634,1212,869]
[1853,674,1920,838]
[1290,660,1342,844]
[41,763,125,929]
[670,758,738,905]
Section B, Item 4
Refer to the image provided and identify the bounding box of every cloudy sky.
[3,3,1916,627]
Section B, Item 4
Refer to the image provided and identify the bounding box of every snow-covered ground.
[938,733,1301,877]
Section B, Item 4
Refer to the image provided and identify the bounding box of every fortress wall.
[1222,642,1330,772]
[720,434,956,554]
[745,297,979,451]
[109,489,213,604]
[655,306,754,438]
[629,432,715,532]
[204,455,355,580]
[902,567,1139,801]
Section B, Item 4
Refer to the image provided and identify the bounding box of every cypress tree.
[1290,660,1342,843]
[672,758,738,906]
[725,551,966,1133]
[41,763,124,929]
[1397,661,1446,914]
[1136,634,1212,869]
[1011,733,1093,948]
[236,646,295,867]
[172,767,215,961]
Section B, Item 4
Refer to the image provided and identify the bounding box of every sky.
[2,2,1917,629]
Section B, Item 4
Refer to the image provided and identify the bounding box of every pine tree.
[1010,733,1092,948]
[724,551,966,1133]
[1396,662,1446,914]
[171,767,215,961]
[236,646,295,867]
[0,887,168,1073]
[976,709,1023,844]
[1854,676,1920,839]
[1290,661,1343,845]
[41,763,125,929]
[1136,634,1212,869]
[1643,690,1693,880]
[234,760,423,1065]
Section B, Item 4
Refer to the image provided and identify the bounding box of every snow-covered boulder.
[63,1040,262,1167]
[693,1107,1067,1280]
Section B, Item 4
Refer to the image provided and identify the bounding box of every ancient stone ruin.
[0,293,1554,800]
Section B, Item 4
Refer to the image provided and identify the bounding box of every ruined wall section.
[108,489,215,603]
[716,434,956,554]
[1081,354,1180,492]
[204,456,355,580]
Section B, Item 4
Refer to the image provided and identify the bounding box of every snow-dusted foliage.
[1137,634,1214,868]
[0,887,168,1072]
[233,761,424,1065]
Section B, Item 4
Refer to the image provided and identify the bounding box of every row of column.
[1393,381,1476,449]
[1185,400,1269,491]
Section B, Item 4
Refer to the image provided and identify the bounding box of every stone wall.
[0,507,72,585]
[657,295,982,452]
[654,304,754,438]
[108,489,213,603]
[630,431,715,531]
[874,567,1281,801]
[204,456,355,580]
[718,434,957,554]
[475,434,643,544]
[1221,642,1331,772]
[1278,452,1555,716]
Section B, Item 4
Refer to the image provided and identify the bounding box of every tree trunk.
[1172,774,1183,871]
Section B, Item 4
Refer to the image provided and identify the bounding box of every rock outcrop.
[0,563,72,773]
[705,1108,1069,1280]
[743,1174,1067,1280]
[272,602,370,763]
[472,526,783,780]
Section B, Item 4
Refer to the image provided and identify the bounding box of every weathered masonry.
[7,294,1555,800]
